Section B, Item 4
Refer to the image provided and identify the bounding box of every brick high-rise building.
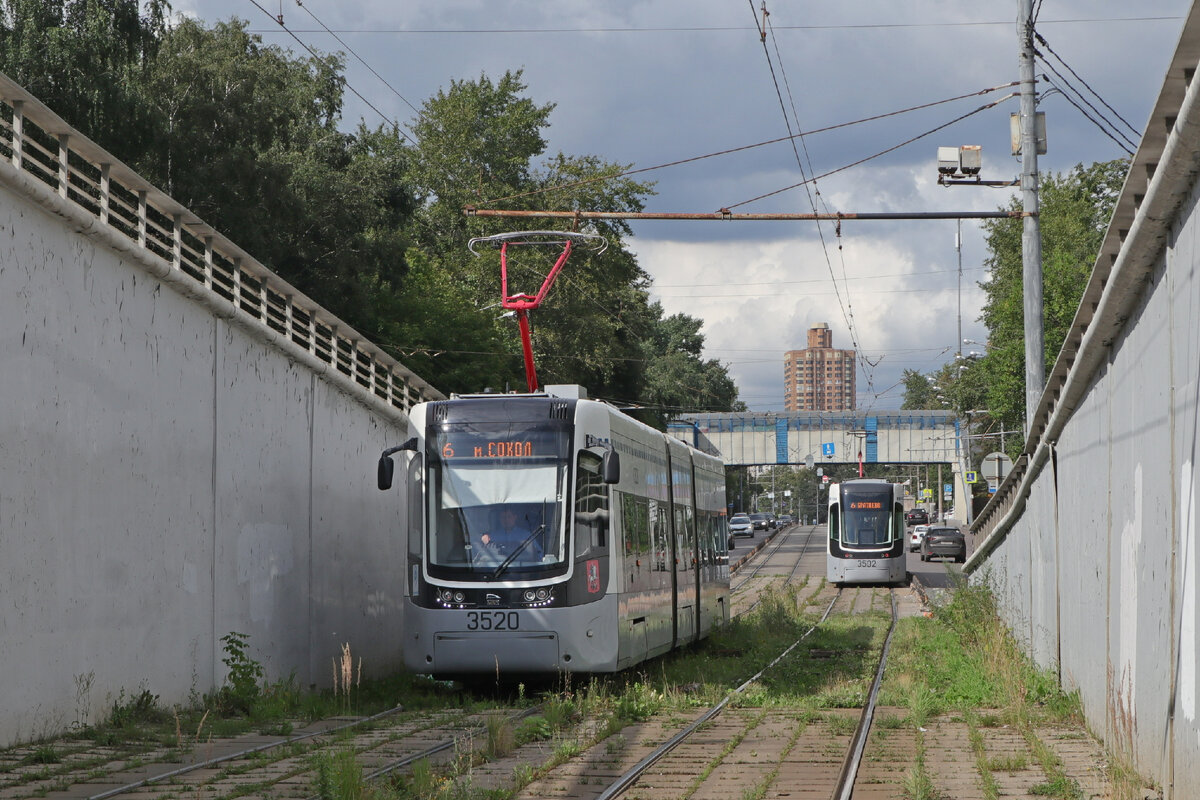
[783,323,856,411]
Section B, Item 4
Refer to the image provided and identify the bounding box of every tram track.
[18,704,542,800]
[733,524,822,618]
[506,586,900,800]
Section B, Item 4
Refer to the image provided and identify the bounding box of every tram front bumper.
[431,630,561,674]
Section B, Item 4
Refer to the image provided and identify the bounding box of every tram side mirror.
[377,437,418,491]
[602,448,620,484]
[377,457,395,491]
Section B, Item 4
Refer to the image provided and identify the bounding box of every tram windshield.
[840,486,895,547]
[426,424,569,577]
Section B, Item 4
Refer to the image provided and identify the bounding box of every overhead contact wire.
[724,92,1017,209]
[476,83,1018,207]
[754,3,873,408]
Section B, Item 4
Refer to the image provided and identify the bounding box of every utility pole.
[956,219,962,369]
[1018,0,1044,434]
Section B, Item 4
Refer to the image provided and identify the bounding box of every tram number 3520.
[466,611,521,631]
[856,560,878,569]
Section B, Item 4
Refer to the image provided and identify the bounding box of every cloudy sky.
[180,1,1192,412]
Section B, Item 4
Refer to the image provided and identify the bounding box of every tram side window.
[650,500,669,571]
[621,493,651,560]
[575,451,609,557]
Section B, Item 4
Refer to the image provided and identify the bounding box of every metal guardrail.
[0,72,443,414]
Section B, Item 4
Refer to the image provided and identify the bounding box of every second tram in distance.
[826,478,908,586]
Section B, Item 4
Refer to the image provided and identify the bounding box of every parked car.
[908,523,929,552]
[749,512,771,531]
[905,508,929,526]
[729,514,755,538]
[920,526,966,563]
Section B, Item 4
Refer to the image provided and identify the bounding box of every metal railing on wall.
[0,73,443,414]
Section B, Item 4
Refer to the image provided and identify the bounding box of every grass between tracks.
[880,574,1154,800]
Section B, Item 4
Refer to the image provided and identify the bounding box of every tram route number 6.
[466,611,520,631]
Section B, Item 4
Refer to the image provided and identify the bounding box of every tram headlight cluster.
[437,588,470,607]
[521,587,554,607]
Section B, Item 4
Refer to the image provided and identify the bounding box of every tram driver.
[480,507,543,562]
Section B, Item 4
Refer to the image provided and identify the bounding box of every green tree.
[636,306,741,427]
[138,18,415,336]
[975,158,1127,456]
[900,369,940,410]
[0,0,168,158]
[404,69,735,407]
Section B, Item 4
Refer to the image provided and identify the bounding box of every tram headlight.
[535,589,549,601]
[452,591,466,604]
[438,589,453,603]
[523,590,536,602]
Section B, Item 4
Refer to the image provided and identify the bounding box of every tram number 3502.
[466,611,520,631]
[856,560,878,569]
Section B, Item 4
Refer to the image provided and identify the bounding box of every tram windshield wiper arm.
[491,524,545,580]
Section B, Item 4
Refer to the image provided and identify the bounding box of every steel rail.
[736,524,819,617]
[85,705,406,800]
[357,704,546,787]
[592,590,842,800]
[731,524,793,589]
[832,589,900,800]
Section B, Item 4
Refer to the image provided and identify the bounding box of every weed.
[1028,775,1085,798]
[825,713,856,737]
[986,754,1029,772]
[72,671,95,730]
[483,714,514,759]
[21,746,60,765]
[216,632,264,715]
[514,715,551,743]
[901,763,940,800]
[614,682,663,722]
[332,642,362,713]
[312,749,367,800]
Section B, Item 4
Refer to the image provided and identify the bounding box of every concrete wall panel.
[0,184,218,738]
[1052,367,1111,728]
[308,379,408,685]
[212,322,316,683]
[1025,481,1058,669]
[1107,252,1175,769]
[1169,186,1200,793]
[0,167,411,743]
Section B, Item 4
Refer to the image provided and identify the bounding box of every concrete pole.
[1019,0,1044,434]
[956,219,962,367]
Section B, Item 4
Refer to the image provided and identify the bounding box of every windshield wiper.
[491,524,545,580]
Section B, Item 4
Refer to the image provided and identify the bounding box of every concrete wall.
[967,17,1200,792]
[0,175,410,744]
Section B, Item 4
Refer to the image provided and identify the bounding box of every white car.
[909,524,930,552]
[729,514,755,538]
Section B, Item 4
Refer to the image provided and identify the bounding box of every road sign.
[944,483,952,494]
[821,442,835,457]
[822,475,830,483]
[981,452,1013,481]
[965,470,978,483]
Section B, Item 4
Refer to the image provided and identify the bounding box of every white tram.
[826,479,908,586]
[378,385,730,677]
